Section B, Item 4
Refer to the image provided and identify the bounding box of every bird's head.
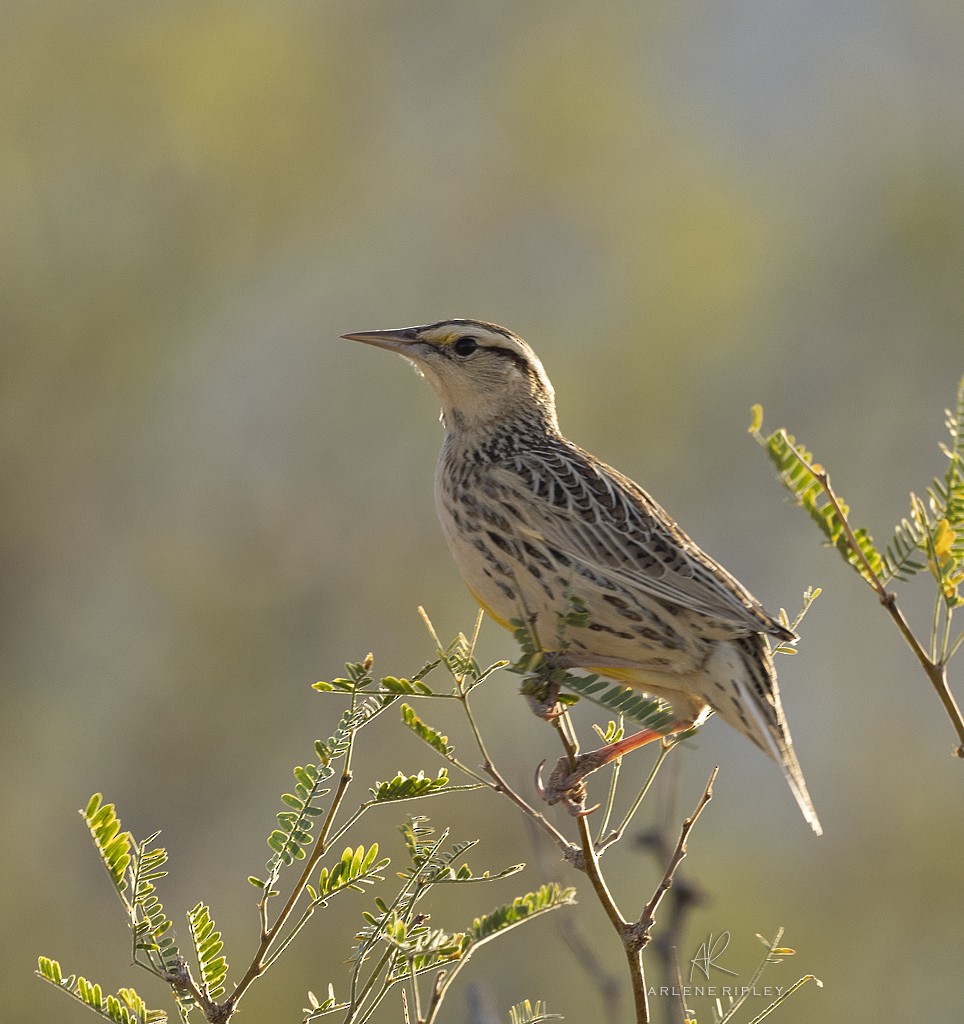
[341,319,558,433]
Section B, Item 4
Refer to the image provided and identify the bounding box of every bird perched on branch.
[341,319,821,834]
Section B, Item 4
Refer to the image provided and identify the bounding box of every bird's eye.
[452,336,478,357]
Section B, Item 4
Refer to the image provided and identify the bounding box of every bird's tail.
[706,636,823,836]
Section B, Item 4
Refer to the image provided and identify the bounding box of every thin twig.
[408,961,422,1023]
[421,971,448,1024]
[806,460,964,756]
[227,707,359,1015]
[637,752,707,1024]
[595,752,622,843]
[417,605,578,854]
[629,767,718,951]
[597,742,674,854]
[548,711,650,1023]
[461,697,575,854]
[717,929,787,1023]
[743,974,822,1024]
[522,795,624,1020]
[159,956,217,1021]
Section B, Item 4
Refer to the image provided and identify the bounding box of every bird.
[341,319,821,834]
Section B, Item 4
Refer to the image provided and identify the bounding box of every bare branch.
[628,767,718,953]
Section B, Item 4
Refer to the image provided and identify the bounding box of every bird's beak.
[340,327,421,354]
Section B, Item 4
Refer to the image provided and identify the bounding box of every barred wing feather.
[492,444,793,642]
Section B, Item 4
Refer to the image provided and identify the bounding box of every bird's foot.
[534,752,608,817]
[534,721,696,817]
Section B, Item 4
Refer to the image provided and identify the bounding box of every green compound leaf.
[879,375,964,593]
[370,769,449,801]
[882,512,929,582]
[946,376,964,531]
[314,656,376,693]
[508,1000,564,1023]
[396,819,523,885]
[187,903,228,1000]
[555,675,675,733]
[385,920,469,980]
[765,428,886,583]
[130,835,183,980]
[750,414,887,585]
[753,385,964,602]
[317,844,389,900]
[314,694,398,765]
[265,759,335,873]
[470,883,576,945]
[82,794,132,897]
[378,675,436,695]
[303,983,347,1020]
[400,703,454,755]
[36,957,166,1024]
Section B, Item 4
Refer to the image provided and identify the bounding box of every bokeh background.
[4,2,964,1022]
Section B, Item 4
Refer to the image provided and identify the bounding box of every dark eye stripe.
[488,345,530,371]
[444,337,531,372]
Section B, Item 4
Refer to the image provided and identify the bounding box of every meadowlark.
[342,319,821,834]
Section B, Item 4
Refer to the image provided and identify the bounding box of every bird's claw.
[535,756,601,817]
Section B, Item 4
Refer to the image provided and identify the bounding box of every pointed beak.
[340,327,421,354]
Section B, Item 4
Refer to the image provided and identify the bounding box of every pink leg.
[538,718,699,814]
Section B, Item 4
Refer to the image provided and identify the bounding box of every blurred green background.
[5,2,963,1022]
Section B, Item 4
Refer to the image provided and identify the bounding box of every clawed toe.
[535,756,601,817]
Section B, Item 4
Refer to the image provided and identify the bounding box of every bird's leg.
[537,718,700,813]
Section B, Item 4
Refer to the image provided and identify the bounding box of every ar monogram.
[689,932,738,982]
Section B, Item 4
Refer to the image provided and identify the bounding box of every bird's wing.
[491,442,793,641]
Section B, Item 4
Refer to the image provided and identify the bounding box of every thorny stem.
[523,808,626,1019]
[551,719,624,935]
[810,463,964,757]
